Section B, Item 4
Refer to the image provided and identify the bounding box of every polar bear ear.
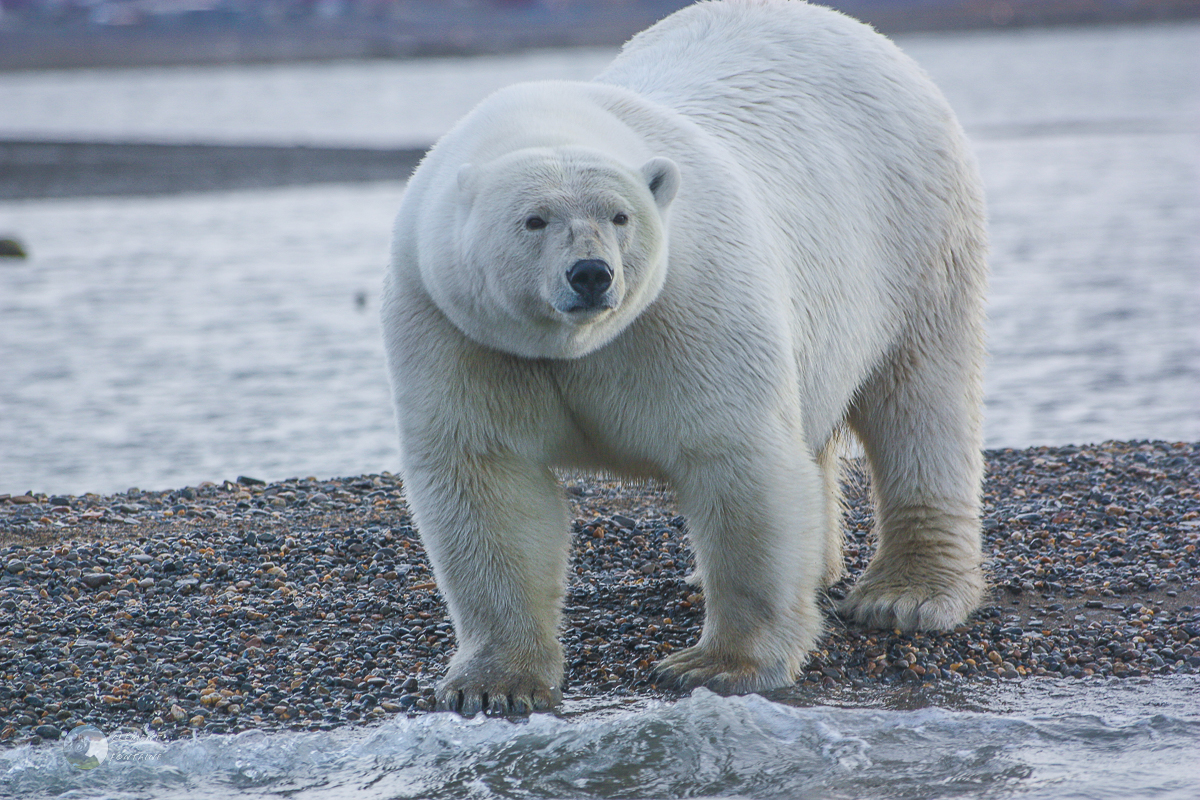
[641,157,680,210]
[457,163,478,200]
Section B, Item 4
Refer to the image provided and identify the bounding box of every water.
[0,49,617,148]
[1,182,406,494]
[2,681,1198,800]
[1,24,1198,496]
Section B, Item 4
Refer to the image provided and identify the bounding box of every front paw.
[435,651,563,716]
[651,645,798,695]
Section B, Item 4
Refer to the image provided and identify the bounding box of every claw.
[532,686,559,712]
[435,689,460,714]
[486,693,508,716]
[648,664,686,692]
[467,691,487,716]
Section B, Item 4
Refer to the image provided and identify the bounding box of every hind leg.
[840,331,986,630]
[818,436,847,588]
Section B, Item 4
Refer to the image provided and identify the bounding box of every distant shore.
[1,1,1198,72]
[1,440,1196,747]
[0,140,427,200]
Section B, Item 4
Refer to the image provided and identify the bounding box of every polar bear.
[382,0,987,715]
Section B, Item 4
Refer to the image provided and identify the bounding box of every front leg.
[402,449,571,715]
[654,443,827,693]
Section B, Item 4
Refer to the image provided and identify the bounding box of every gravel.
[1,440,1196,746]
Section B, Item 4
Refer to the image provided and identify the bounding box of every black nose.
[566,259,613,304]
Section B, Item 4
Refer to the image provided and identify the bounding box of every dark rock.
[35,724,61,740]
[0,237,28,258]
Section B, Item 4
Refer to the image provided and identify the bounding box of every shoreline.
[1,440,1197,747]
[0,140,427,201]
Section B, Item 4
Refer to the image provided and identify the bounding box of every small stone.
[81,573,113,589]
[35,724,61,740]
[170,704,187,722]
[4,560,25,574]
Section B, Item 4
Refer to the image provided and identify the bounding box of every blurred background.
[0,1,1194,69]
[1,0,1198,495]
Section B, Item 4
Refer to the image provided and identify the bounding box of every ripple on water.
[2,680,1198,800]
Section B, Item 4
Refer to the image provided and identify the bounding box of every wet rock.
[81,572,114,588]
[34,724,61,740]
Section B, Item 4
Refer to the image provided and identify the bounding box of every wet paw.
[436,675,561,716]
[435,652,563,716]
[650,645,796,694]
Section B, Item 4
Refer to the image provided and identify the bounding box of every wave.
[3,679,1198,800]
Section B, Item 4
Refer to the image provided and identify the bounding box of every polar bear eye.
[612,213,629,226]
[524,216,547,231]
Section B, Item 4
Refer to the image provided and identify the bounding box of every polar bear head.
[425,145,679,359]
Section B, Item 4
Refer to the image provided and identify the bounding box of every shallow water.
[2,681,1198,800]
[0,182,405,495]
[2,22,1198,495]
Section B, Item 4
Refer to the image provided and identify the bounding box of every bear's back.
[595,0,951,150]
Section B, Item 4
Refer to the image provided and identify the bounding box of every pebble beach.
[1,440,1197,748]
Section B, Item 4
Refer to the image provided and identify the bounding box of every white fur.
[382,0,987,714]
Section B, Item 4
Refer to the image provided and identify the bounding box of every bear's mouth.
[563,297,616,314]
[555,301,616,324]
